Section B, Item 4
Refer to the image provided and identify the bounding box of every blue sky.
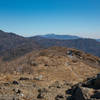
[0,0,100,38]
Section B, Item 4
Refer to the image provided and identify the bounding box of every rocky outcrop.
[71,86,93,100]
[66,73,100,100]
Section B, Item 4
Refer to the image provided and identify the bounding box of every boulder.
[91,91,100,99]
[94,79,100,89]
[94,74,100,89]
[71,86,93,100]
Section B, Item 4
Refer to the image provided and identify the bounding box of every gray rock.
[34,75,43,81]
[71,86,92,100]
[91,91,100,99]
[13,88,21,94]
[55,94,64,100]
[12,81,19,85]
[19,77,29,81]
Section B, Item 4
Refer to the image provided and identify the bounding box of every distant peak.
[40,33,80,40]
[45,33,56,36]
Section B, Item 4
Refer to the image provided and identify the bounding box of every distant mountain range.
[0,30,100,61]
[37,34,100,42]
[97,39,100,42]
[37,34,80,40]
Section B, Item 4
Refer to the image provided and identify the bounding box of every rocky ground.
[0,47,100,100]
[0,74,72,100]
[66,73,100,100]
[0,73,100,100]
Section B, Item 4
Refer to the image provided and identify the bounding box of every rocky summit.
[0,47,100,100]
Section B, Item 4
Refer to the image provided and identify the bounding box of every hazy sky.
[0,0,100,38]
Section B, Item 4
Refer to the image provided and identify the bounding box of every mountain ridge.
[0,30,100,61]
[37,33,80,40]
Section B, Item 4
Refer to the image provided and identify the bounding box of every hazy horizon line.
[1,29,100,39]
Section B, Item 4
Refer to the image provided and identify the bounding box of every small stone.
[55,94,64,100]
[37,93,44,99]
[4,82,9,86]
[30,61,37,66]
[12,81,19,85]
[34,75,43,80]
[13,88,21,94]
[19,77,29,81]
